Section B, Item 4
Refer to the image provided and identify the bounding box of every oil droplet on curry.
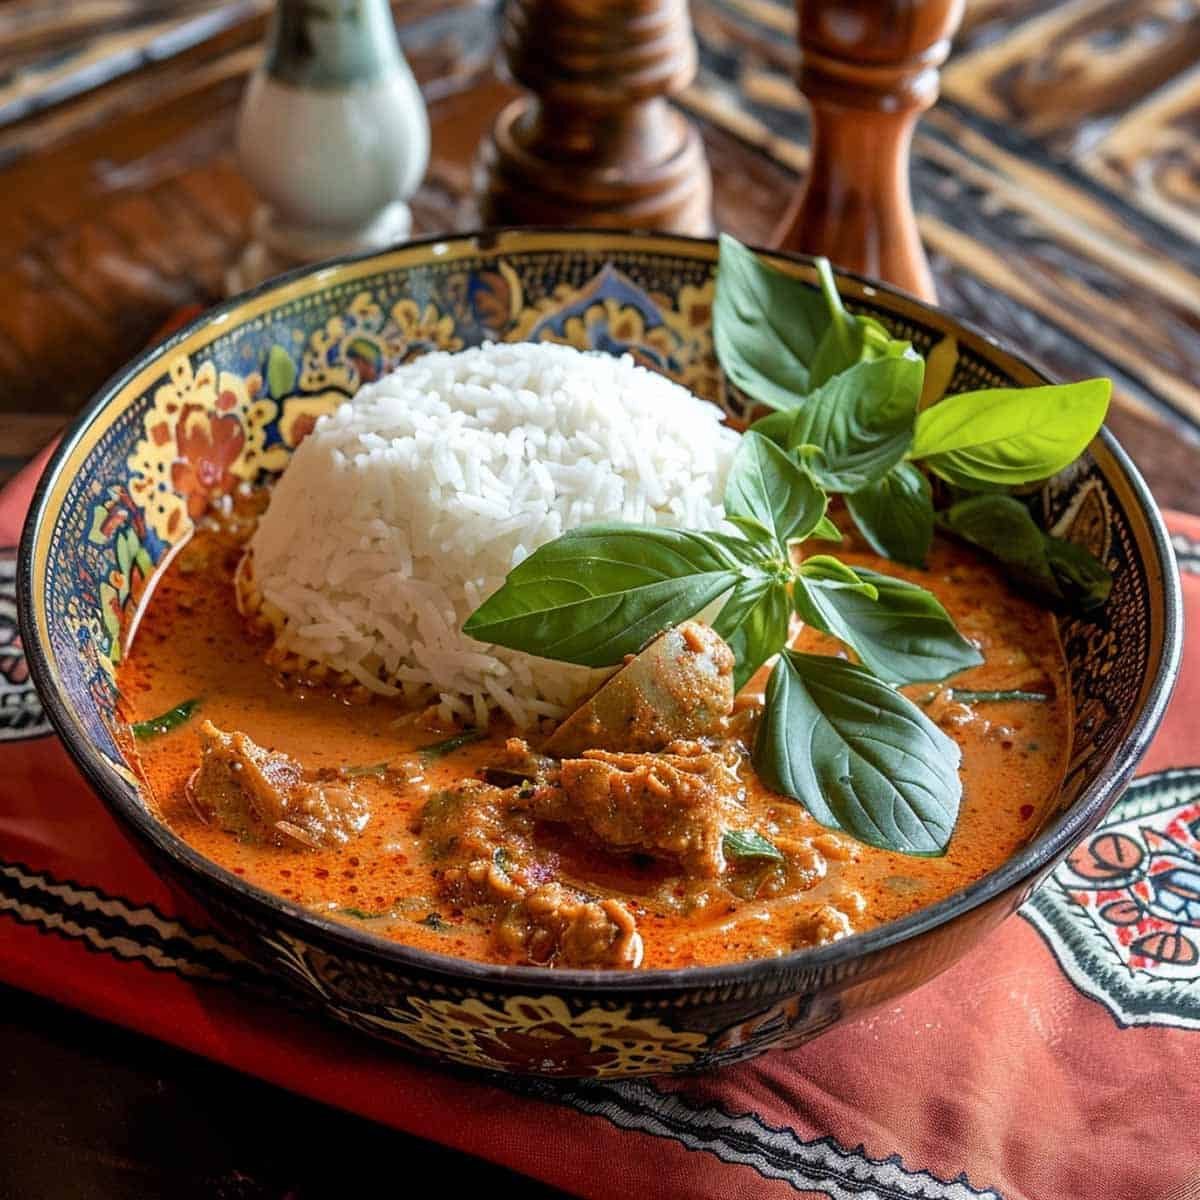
[120,502,1070,970]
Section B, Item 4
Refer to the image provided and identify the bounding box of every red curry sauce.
[119,507,1071,970]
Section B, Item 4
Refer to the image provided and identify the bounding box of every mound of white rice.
[247,341,739,727]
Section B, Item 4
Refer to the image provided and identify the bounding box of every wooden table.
[0,1,1197,1195]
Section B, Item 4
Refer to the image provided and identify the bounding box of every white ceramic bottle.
[229,0,430,292]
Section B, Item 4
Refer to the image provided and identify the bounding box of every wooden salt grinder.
[774,0,964,302]
[477,0,712,235]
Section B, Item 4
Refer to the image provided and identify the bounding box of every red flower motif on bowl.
[170,402,245,517]
[471,1022,619,1076]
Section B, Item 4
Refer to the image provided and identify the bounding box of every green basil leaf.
[420,729,487,761]
[810,514,843,542]
[797,554,878,598]
[845,462,934,567]
[714,235,829,409]
[940,494,1111,610]
[788,356,925,493]
[463,525,748,666]
[939,494,1057,591]
[723,829,784,863]
[911,379,1110,489]
[132,698,201,740]
[935,688,1049,705]
[748,409,794,447]
[794,567,981,685]
[753,651,962,854]
[724,431,829,548]
[713,576,791,692]
[715,246,915,412]
[1044,537,1112,610]
[708,523,778,565]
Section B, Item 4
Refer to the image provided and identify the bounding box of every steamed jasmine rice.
[244,342,739,727]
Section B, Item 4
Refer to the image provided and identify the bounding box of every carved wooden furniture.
[774,0,965,302]
[476,0,711,235]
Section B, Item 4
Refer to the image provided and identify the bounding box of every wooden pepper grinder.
[774,0,964,302]
[477,0,711,234]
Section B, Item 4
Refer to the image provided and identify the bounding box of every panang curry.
[120,504,1070,971]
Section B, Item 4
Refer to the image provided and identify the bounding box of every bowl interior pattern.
[19,230,1180,1075]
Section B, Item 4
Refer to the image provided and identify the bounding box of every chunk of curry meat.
[420,779,643,968]
[414,620,806,967]
[533,624,746,876]
[419,734,754,966]
[449,861,643,969]
[186,622,844,968]
[190,720,370,849]
[538,742,745,878]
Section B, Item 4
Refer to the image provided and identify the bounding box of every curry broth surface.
[119,509,1071,970]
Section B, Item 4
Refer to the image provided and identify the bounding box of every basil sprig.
[465,430,976,856]
[463,241,1113,859]
[717,234,1111,595]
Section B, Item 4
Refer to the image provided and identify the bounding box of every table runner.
[2,447,1197,1200]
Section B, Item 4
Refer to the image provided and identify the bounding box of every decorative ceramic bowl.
[19,229,1182,1078]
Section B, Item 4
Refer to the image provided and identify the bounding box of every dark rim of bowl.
[17,227,1185,995]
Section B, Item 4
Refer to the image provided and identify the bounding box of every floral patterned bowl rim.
[18,227,1184,994]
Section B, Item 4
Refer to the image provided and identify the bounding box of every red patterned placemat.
[3,445,1198,1200]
